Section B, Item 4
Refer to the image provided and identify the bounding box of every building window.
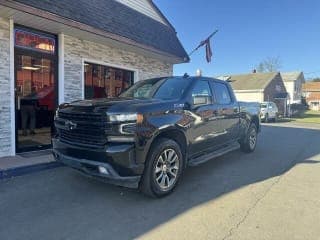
[15,28,56,54]
[84,62,134,99]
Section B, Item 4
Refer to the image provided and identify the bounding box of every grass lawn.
[291,110,320,124]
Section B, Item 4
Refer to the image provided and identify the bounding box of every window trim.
[81,58,138,99]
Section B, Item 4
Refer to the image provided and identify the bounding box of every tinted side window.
[213,82,232,104]
[191,81,212,105]
[154,78,191,100]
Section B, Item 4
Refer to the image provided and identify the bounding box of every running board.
[188,142,240,167]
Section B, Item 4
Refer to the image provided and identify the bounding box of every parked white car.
[260,102,278,122]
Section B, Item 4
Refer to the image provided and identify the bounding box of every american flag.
[190,30,217,63]
[199,38,213,63]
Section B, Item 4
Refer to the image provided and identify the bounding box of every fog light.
[98,166,109,175]
[107,136,135,142]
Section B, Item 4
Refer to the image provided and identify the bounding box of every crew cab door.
[187,80,224,156]
[211,81,240,142]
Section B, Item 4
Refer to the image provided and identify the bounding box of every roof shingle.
[281,71,303,82]
[14,0,188,60]
[303,82,320,92]
[227,72,279,90]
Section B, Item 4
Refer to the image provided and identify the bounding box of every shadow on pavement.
[1,124,319,240]
[300,160,319,164]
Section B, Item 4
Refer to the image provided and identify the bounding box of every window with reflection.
[84,62,134,99]
[15,29,55,54]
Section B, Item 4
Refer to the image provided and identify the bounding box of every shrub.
[290,103,307,117]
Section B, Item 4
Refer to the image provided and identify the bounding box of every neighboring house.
[219,72,288,115]
[281,71,305,104]
[0,0,188,157]
[302,82,320,111]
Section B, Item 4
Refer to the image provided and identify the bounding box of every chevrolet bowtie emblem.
[65,120,77,130]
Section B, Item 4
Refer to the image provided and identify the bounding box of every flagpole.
[188,29,218,57]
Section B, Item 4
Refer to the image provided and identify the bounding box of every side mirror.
[193,96,208,105]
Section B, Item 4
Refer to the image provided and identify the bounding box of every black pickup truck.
[53,76,260,197]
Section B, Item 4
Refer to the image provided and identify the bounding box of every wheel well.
[251,116,260,131]
[152,129,187,163]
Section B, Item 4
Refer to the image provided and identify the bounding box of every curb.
[0,161,63,180]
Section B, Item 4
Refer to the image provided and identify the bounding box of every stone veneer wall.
[0,29,174,156]
[0,18,12,157]
[64,35,173,102]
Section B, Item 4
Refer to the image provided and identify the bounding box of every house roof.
[13,0,189,61]
[306,92,320,101]
[281,71,303,82]
[226,72,279,91]
[303,82,320,92]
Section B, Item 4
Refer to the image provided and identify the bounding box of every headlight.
[108,113,137,122]
[120,123,137,134]
[108,113,143,123]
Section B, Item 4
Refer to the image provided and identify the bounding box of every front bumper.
[52,138,143,188]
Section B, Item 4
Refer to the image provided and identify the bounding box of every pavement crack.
[221,128,319,240]
[221,176,282,240]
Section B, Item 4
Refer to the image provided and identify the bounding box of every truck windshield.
[120,77,192,100]
[261,103,267,108]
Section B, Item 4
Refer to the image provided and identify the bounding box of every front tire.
[140,138,184,198]
[240,123,258,153]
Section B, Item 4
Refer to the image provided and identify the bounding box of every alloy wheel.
[249,128,257,149]
[154,148,180,190]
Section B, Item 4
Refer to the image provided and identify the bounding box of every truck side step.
[188,142,240,167]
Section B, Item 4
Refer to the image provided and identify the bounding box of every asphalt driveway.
[1,122,319,240]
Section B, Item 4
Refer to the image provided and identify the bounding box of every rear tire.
[273,115,278,122]
[240,123,258,153]
[140,138,184,198]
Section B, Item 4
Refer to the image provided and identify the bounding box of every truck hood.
[65,97,169,114]
[69,97,158,107]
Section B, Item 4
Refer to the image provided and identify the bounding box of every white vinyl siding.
[234,92,264,103]
[284,81,294,103]
[115,0,167,25]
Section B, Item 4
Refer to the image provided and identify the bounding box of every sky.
[153,0,320,79]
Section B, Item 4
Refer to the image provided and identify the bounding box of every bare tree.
[255,57,282,72]
[256,62,265,73]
